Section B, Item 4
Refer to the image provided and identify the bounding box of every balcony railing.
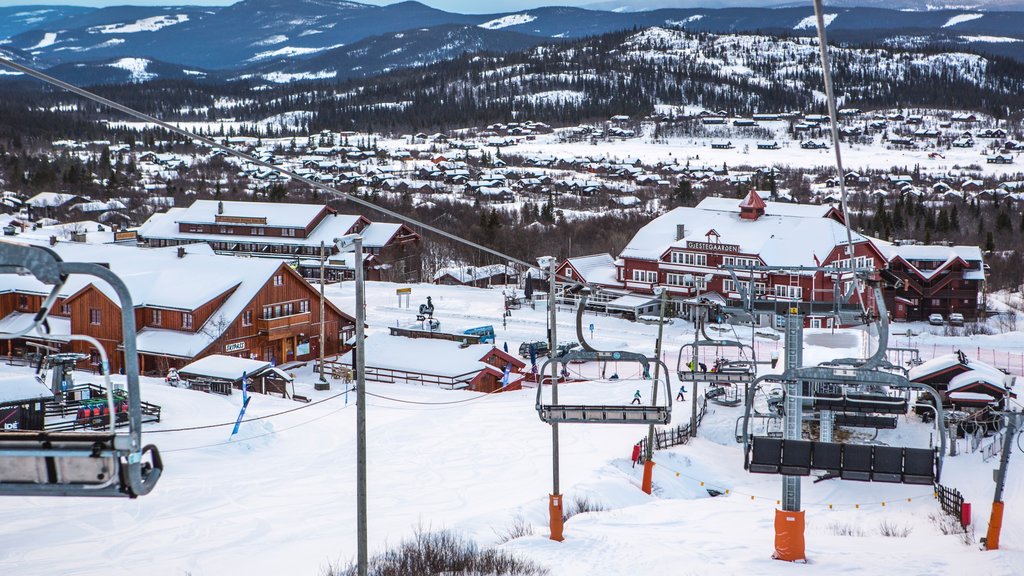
[256,311,311,334]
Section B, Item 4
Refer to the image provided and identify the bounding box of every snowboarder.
[676,384,686,401]
[631,443,642,468]
[631,389,642,405]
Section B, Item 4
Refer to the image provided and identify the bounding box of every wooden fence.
[936,483,966,527]
[636,395,708,464]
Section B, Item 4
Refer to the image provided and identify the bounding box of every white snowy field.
[0,281,1022,575]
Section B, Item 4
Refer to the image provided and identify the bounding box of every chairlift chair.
[0,240,162,498]
[535,350,672,425]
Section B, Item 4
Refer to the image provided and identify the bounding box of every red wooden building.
[0,240,356,375]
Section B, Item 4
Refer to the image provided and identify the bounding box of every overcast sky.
[11,0,595,11]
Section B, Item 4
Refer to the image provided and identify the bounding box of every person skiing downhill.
[631,389,642,405]
[676,384,686,401]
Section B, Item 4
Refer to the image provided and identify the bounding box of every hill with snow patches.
[1,0,1024,84]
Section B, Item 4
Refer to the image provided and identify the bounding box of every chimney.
[49,235,57,246]
[218,200,224,215]
[676,224,686,241]
[177,247,186,258]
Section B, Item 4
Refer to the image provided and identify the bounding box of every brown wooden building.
[0,240,356,375]
[138,199,422,282]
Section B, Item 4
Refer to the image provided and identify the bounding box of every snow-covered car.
[948,313,965,326]
[928,313,944,326]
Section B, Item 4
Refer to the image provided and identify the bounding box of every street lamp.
[335,233,367,576]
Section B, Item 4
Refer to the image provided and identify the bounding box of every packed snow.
[28,32,58,50]
[961,35,1022,43]
[478,13,537,30]
[794,14,837,30]
[666,14,704,26]
[106,58,156,82]
[89,14,190,34]
[248,43,345,62]
[0,280,1021,575]
[942,13,984,27]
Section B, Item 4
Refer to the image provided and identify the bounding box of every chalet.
[801,140,828,150]
[905,115,924,125]
[733,119,758,127]
[338,335,526,392]
[757,141,780,150]
[951,137,974,148]
[753,114,781,122]
[0,240,356,375]
[978,128,1007,139]
[908,352,1014,409]
[710,141,734,150]
[615,191,883,327]
[888,137,915,147]
[433,264,517,288]
[138,200,421,282]
[879,244,985,321]
[987,154,1014,165]
[951,113,978,123]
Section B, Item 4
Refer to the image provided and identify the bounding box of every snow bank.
[478,13,536,30]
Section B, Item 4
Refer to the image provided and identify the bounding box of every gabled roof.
[562,253,621,288]
[739,190,766,210]
[173,200,328,228]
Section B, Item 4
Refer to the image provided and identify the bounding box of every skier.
[676,384,686,402]
[631,389,642,405]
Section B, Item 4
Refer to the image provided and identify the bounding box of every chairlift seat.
[0,431,160,497]
[872,446,904,483]
[749,436,783,474]
[537,405,670,425]
[840,444,873,482]
[678,371,752,384]
[844,393,908,415]
[902,448,936,485]
[834,414,898,429]
[781,439,812,476]
[811,441,842,474]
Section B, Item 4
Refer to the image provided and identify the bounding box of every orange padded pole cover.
[773,509,806,562]
[641,460,655,494]
[985,501,1004,550]
[549,494,564,542]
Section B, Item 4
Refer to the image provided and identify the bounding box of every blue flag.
[503,341,509,353]
[501,363,511,388]
[231,371,251,437]
[529,344,537,368]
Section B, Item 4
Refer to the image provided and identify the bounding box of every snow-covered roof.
[620,204,870,267]
[338,336,505,380]
[695,196,836,219]
[605,293,660,311]
[12,220,115,245]
[908,352,1002,382]
[434,264,513,283]
[175,200,325,228]
[564,253,621,288]
[138,207,366,249]
[878,244,984,280]
[0,373,54,405]
[0,311,70,341]
[179,355,272,382]
[0,239,284,358]
[25,192,82,208]
[947,368,1009,393]
[360,222,402,248]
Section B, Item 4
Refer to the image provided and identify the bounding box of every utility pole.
[316,240,329,390]
[352,236,368,576]
[643,288,668,494]
[545,256,563,542]
[984,412,1020,550]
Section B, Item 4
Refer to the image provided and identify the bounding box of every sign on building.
[225,341,246,353]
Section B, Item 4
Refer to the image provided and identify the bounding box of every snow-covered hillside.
[1,281,1022,575]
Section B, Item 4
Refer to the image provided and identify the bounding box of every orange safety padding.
[985,501,1004,551]
[642,460,655,495]
[773,509,806,562]
[549,494,565,542]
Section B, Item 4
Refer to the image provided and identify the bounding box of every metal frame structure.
[0,240,162,498]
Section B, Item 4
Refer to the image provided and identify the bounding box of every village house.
[878,244,985,322]
[0,240,356,375]
[138,200,422,282]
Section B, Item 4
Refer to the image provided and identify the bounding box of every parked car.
[928,313,944,326]
[519,340,550,358]
[948,313,965,326]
